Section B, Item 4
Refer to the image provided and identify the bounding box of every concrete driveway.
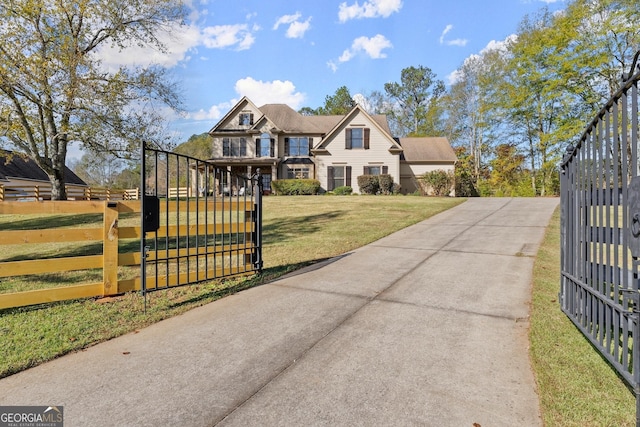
[0,197,559,426]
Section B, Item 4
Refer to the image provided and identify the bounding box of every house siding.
[315,110,400,194]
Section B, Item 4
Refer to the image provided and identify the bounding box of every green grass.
[0,195,464,378]
[530,206,636,426]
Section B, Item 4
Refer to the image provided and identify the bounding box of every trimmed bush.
[333,186,353,195]
[419,170,455,196]
[357,174,396,195]
[271,179,321,195]
[378,174,394,195]
[357,175,379,195]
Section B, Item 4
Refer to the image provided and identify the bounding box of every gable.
[313,105,401,153]
[208,97,263,134]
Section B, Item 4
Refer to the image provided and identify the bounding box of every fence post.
[103,201,119,296]
[0,184,3,201]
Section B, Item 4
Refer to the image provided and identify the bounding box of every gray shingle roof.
[398,137,458,163]
[258,104,392,136]
[0,150,87,185]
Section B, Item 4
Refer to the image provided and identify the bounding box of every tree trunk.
[49,153,68,200]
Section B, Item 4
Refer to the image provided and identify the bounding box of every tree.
[174,133,214,160]
[384,65,445,137]
[70,150,124,188]
[317,86,356,115]
[0,0,185,199]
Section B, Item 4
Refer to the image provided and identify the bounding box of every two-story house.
[207,97,456,195]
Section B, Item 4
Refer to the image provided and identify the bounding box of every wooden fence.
[0,198,256,310]
[0,184,139,201]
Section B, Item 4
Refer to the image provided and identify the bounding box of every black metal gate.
[560,57,640,424]
[140,143,262,298]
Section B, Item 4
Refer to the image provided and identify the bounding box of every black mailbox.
[143,195,160,232]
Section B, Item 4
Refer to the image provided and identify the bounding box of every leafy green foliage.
[299,86,355,116]
[384,65,446,137]
[174,133,214,160]
[357,174,395,195]
[357,175,379,195]
[419,170,455,196]
[332,186,353,195]
[271,179,321,195]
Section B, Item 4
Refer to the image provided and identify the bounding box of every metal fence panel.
[140,144,263,299]
[560,62,640,424]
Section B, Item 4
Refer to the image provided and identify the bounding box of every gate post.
[103,201,119,296]
[253,168,263,272]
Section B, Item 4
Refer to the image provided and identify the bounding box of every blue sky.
[97,0,567,147]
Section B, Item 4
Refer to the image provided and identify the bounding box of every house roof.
[0,150,87,185]
[256,104,392,136]
[398,137,458,163]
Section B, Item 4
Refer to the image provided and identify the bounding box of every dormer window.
[239,113,253,126]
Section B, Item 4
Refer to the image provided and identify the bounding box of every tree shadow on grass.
[167,254,352,310]
[0,214,103,230]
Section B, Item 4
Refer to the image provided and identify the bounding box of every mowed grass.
[0,195,464,378]
[530,206,636,426]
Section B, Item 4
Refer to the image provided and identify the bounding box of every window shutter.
[284,137,290,156]
[382,166,388,174]
[327,167,335,191]
[363,166,369,175]
[308,138,313,153]
[346,166,352,187]
[270,139,275,157]
[345,129,352,149]
[250,113,254,125]
[255,139,260,158]
[364,128,370,149]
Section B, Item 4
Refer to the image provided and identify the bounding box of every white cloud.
[286,18,312,38]
[439,24,468,47]
[96,20,258,71]
[201,24,256,50]
[338,0,402,22]
[186,103,230,121]
[273,13,312,39]
[273,13,301,30]
[439,24,453,44]
[480,34,517,55]
[338,34,393,63]
[185,78,306,122]
[234,77,306,109]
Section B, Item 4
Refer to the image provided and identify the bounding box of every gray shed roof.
[0,150,87,185]
[398,137,458,163]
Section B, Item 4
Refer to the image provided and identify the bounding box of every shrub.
[271,179,321,195]
[357,175,379,195]
[377,174,394,195]
[420,170,455,196]
[333,186,353,195]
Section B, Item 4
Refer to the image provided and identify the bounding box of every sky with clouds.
[95,0,567,146]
